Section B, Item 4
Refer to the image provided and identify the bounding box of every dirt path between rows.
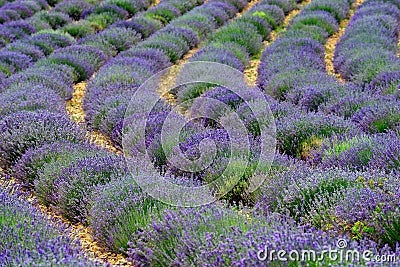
[324,0,365,83]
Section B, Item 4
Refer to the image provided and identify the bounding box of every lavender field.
[0,0,399,265]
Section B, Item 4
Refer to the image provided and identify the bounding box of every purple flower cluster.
[310,132,400,172]
[334,0,400,85]
[0,0,48,24]
[0,187,106,266]
[0,111,85,168]
[0,30,75,76]
[127,202,394,266]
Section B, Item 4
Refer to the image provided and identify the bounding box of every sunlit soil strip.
[244,0,312,86]
[324,0,364,83]
[158,0,262,104]
[66,82,122,154]
[0,174,133,267]
[398,32,400,57]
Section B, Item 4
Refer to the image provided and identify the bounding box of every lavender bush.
[0,188,105,266]
[88,174,164,253]
[51,154,127,223]
[310,132,400,172]
[0,85,65,117]
[0,111,85,168]
[13,141,107,187]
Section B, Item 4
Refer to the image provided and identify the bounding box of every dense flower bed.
[0,0,400,265]
[0,187,106,266]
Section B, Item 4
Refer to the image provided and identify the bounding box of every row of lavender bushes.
[0,0,207,264]
[0,0,203,95]
[0,0,159,77]
[334,0,400,86]
[83,0,250,144]
[0,0,52,25]
[122,0,397,265]
[0,186,106,266]
[249,0,400,260]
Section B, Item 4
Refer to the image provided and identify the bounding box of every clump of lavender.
[351,98,400,133]
[13,141,107,188]
[53,0,93,20]
[254,167,358,221]
[88,175,164,253]
[0,111,85,168]
[0,85,65,117]
[310,132,400,172]
[51,154,127,223]
[0,188,105,266]
[275,111,359,158]
[127,202,391,266]
[7,64,76,100]
[303,170,400,248]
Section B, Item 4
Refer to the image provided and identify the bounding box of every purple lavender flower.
[6,64,75,100]
[0,188,105,266]
[52,154,127,223]
[13,141,106,188]
[0,111,85,168]
[0,85,65,117]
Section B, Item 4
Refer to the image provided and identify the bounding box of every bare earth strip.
[398,31,400,57]
[66,82,122,154]
[244,0,312,86]
[158,0,262,104]
[324,0,364,83]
